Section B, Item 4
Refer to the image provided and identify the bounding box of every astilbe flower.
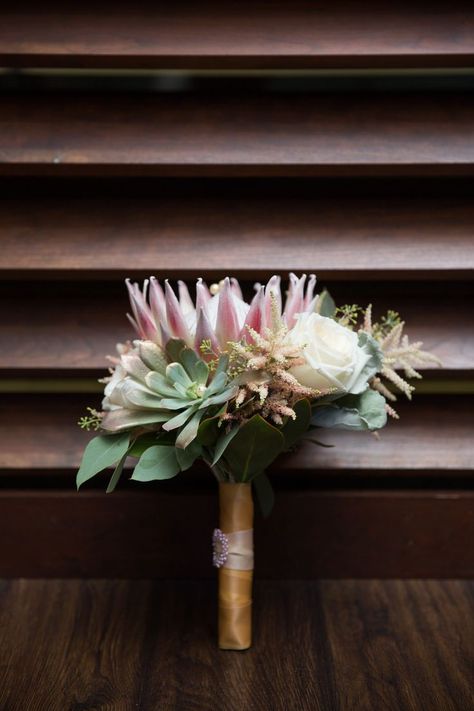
[223,296,331,426]
[362,304,442,418]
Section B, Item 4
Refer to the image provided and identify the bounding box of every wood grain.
[1,394,472,476]
[0,579,472,710]
[0,489,472,578]
[1,92,474,177]
[1,2,473,68]
[1,281,471,373]
[1,193,474,278]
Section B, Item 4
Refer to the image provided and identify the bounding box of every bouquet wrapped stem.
[76,272,440,649]
[217,482,254,650]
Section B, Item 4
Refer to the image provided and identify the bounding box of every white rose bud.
[287,312,373,394]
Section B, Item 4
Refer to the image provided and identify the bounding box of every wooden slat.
[1,394,472,476]
[1,282,471,374]
[1,93,473,177]
[1,3,473,69]
[0,489,472,577]
[1,193,474,278]
[0,580,472,711]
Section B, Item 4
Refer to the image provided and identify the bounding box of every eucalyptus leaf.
[76,433,130,489]
[223,415,285,482]
[212,426,240,466]
[311,389,387,431]
[106,451,129,493]
[176,439,202,471]
[253,472,275,518]
[131,445,180,482]
[197,414,221,446]
[280,398,311,450]
[128,432,162,458]
[316,289,336,318]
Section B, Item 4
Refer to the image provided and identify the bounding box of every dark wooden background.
[0,2,473,580]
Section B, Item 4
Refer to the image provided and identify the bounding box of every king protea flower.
[126,273,318,355]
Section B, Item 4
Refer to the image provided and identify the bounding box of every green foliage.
[222,415,285,482]
[76,433,130,489]
[128,432,163,458]
[77,407,102,431]
[348,331,384,394]
[131,445,180,482]
[280,398,311,450]
[197,413,222,447]
[253,471,275,518]
[175,440,203,471]
[335,303,363,328]
[316,289,336,318]
[311,389,387,431]
[212,426,240,466]
[106,451,129,494]
[372,310,401,339]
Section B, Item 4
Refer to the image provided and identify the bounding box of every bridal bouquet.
[77,274,438,650]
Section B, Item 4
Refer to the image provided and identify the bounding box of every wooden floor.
[0,580,472,711]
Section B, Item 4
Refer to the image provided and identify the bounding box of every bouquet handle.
[216,482,254,650]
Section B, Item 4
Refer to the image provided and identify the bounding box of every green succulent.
[101,339,238,449]
[149,341,237,448]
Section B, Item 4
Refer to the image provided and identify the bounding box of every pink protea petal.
[149,277,166,326]
[303,274,317,311]
[196,278,211,313]
[215,277,241,347]
[125,278,141,324]
[194,307,219,356]
[242,285,264,341]
[178,280,195,316]
[125,278,158,341]
[126,312,140,335]
[160,321,171,347]
[165,280,192,344]
[230,277,243,300]
[284,273,307,327]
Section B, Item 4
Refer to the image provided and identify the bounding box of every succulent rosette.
[76,272,439,650]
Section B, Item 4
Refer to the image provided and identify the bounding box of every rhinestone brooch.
[212,528,229,568]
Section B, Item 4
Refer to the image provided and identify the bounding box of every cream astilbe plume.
[363,304,441,417]
[225,297,330,426]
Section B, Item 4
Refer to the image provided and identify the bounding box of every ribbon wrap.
[217,482,254,650]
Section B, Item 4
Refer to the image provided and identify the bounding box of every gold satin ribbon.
[218,483,254,651]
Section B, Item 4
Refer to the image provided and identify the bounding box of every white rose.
[287,312,373,393]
